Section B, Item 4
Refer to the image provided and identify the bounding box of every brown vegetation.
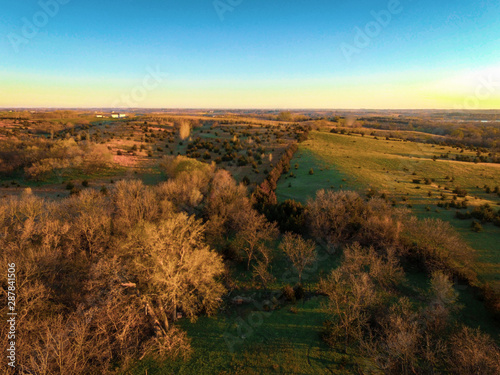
[0,172,233,373]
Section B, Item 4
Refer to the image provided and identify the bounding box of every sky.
[0,0,499,109]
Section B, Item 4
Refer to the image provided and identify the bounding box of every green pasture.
[276,131,500,291]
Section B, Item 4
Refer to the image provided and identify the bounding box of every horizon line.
[2,107,500,112]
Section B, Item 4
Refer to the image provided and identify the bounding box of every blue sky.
[1,0,499,108]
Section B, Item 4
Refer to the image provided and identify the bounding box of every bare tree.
[112,180,159,234]
[234,210,278,270]
[121,213,226,327]
[361,297,421,375]
[65,189,112,258]
[307,190,366,248]
[279,232,317,283]
[319,243,405,351]
[320,269,379,351]
[423,271,460,333]
[448,326,500,375]
[253,259,275,291]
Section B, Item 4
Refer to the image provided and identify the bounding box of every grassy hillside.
[277,131,500,291]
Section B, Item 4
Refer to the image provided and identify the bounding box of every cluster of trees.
[361,116,500,149]
[1,144,499,373]
[455,203,500,227]
[0,157,285,373]
[0,183,221,373]
[305,191,500,373]
[0,138,113,180]
[434,150,499,164]
[302,190,479,287]
[321,246,499,373]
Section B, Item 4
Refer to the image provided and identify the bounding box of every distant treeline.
[360,117,500,149]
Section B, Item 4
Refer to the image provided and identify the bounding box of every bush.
[471,204,497,223]
[309,168,314,175]
[282,285,296,302]
[471,221,483,232]
[453,187,468,197]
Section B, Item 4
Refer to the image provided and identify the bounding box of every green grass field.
[130,297,361,375]
[276,131,500,291]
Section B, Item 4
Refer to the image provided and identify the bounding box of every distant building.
[111,113,127,118]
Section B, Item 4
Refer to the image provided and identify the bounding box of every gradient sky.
[1,0,499,109]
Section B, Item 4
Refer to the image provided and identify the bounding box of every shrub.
[282,285,296,302]
[264,199,306,234]
[453,187,468,197]
[471,204,496,223]
[471,221,483,232]
[366,187,378,198]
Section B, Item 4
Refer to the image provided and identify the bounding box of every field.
[277,130,500,291]
[2,111,500,374]
[0,114,301,198]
